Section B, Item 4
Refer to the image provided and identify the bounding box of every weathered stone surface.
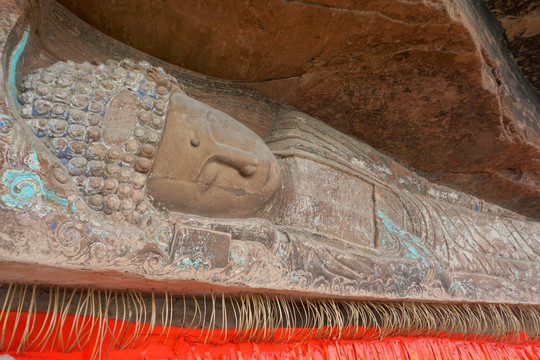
[102,91,139,145]
[56,0,540,220]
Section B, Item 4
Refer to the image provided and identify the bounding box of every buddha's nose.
[213,144,259,177]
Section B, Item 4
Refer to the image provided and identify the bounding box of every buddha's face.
[148,93,281,218]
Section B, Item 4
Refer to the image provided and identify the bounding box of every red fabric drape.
[2,311,540,359]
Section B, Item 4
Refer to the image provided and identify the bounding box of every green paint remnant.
[9,25,30,107]
[230,245,247,265]
[88,223,111,237]
[1,169,68,209]
[176,258,209,271]
[377,210,432,268]
[26,151,40,171]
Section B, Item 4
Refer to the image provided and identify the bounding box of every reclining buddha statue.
[9,58,539,304]
[2,0,540,356]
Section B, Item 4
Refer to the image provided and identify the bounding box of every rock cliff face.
[485,0,540,91]
[56,0,540,219]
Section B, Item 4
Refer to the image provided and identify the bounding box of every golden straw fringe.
[0,282,539,359]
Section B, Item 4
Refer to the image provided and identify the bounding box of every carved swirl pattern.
[229,242,247,265]
[55,221,85,256]
[7,175,41,207]
[140,251,163,274]
[154,223,174,254]
[52,219,149,266]
[1,169,69,212]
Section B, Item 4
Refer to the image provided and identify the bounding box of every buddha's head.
[148,92,281,218]
[18,59,281,223]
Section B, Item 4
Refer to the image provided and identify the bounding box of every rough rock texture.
[484,0,540,92]
[56,0,540,220]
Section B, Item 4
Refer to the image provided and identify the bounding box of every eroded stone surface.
[2,84,540,303]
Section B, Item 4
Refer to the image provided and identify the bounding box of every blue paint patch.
[0,116,13,133]
[475,204,481,211]
[9,25,31,107]
[50,220,57,230]
[1,169,69,210]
